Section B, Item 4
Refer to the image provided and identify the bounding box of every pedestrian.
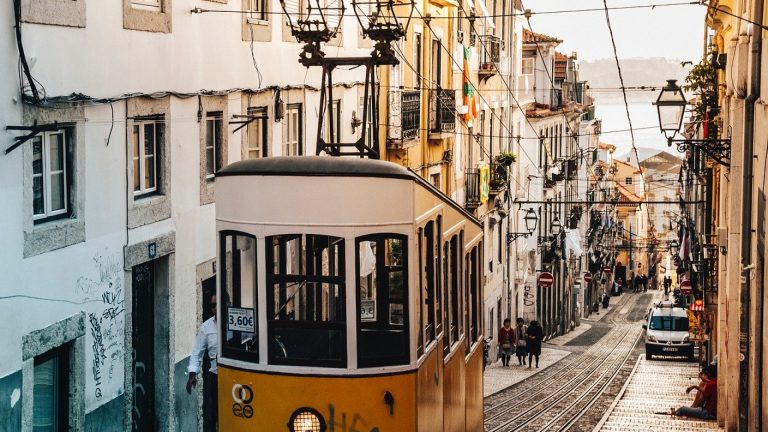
[498,318,516,367]
[602,293,610,309]
[187,294,219,432]
[674,365,717,420]
[634,274,642,293]
[525,320,544,368]
[642,274,649,292]
[514,318,528,365]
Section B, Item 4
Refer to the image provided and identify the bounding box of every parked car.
[643,301,694,361]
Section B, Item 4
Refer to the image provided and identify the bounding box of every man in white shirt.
[186,294,218,431]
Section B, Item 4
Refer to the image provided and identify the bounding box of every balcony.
[489,163,508,197]
[564,158,578,180]
[478,35,501,81]
[429,88,456,139]
[465,169,481,210]
[387,89,421,148]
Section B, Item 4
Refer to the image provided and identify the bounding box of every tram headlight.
[288,407,326,432]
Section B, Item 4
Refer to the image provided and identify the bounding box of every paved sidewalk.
[594,358,723,431]
[483,346,571,397]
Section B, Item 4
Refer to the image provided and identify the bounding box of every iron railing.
[387,90,421,144]
[465,169,480,210]
[429,89,456,133]
[479,35,501,70]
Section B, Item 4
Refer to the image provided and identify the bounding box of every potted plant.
[494,152,517,167]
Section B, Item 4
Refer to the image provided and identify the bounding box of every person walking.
[187,294,219,432]
[514,318,528,365]
[642,274,649,292]
[525,320,544,368]
[498,318,516,367]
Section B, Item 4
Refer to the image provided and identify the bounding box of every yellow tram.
[214,157,485,431]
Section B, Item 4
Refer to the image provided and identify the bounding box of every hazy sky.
[523,0,708,62]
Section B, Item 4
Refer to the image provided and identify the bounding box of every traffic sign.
[583,272,593,283]
[538,272,555,287]
[691,299,704,312]
[680,279,692,294]
[603,266,611,274]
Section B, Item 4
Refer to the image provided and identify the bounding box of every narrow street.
[484,292,652,431]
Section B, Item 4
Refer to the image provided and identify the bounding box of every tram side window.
[469,246,478,344]
[475,244,483,338]
[417,229,424,357]
[267,234,346,367]
[220,232,258,362]
[435,217,443,337]
[357,235,409,367]
[442,242,450,356]
[449,235,460,346]
[422,222,436,345]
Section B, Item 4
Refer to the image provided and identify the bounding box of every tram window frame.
[442,241,450,356]
[422,222,436,346]
[435,216,443,339]
[220,231,259,363]
[448,235,461,346]
[464,250,472,355]
[417,228,425,358]
[266,234,346,368]
[474,243,483,339]
[356,234,410,367]
[459,231,465,340]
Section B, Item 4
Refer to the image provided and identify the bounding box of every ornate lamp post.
[655,79,731,166]
[507,208,538,243]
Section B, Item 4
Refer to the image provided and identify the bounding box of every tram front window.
[220,232,258,362]
[357,235,409,367]
[267,234,346,367]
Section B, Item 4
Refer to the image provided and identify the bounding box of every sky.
[523,0,708,62]
[521,0,708,156]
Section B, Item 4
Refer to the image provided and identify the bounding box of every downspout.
[738,0,763,430]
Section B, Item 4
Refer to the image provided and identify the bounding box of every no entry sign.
[680,279,692,295]
[583,272,593,283]
[603,266,611,274]
[538,272,555,287]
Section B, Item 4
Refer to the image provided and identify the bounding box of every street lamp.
[654,79,687,141]
[654,79,732,166]
[551,216,563,236]
[507,208,538,243]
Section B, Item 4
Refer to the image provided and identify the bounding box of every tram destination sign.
[538,272,554,287]
[227,307,255,332]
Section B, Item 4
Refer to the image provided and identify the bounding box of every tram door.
[132,262,155,431]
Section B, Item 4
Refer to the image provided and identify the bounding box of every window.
[283,104,303,156]
[435,217,443,337]
[625,177,633,185]
[448,235,460,346]
[431,39,442,88]
[33,344,70,431]
[132,118,163,196]
[267,234,345,367]
[414,33,422,88]
[32,129,71,222]
[489,110,495,155]
[247,0,267,21]
[246,107,268,159]
[220,232,259,362]
[205,112,223,179]
[479,111,486,161]
[430,173,441,189]
[522,58,535,75]
[497,221,503,264]
[132,0,161,10]
[442,241,450,355]
[357,235,409,367]
[358,96,373,147]
[324,100,341,144]
[422,222,437,345]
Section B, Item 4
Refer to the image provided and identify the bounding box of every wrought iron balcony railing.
[387,89,421,146]
[479,35,501,71]
[429,88,456,134]
[465,169,480,210]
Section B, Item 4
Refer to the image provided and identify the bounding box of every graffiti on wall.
[77,251,124,401]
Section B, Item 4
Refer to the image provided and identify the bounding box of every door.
[132,262,155,431]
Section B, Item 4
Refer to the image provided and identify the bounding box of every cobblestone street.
[483,291,658,431]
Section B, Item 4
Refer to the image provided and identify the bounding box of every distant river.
[593,101,684,158]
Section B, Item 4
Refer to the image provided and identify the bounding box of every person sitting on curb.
[674,365,717,420]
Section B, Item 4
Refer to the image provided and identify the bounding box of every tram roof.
[217,156,415,180]
[217,157,482,227]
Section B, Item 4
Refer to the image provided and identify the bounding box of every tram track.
[483,293,651,432]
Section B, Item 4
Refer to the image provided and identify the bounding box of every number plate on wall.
[227,307,255,332]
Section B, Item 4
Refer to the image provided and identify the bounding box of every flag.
[462,46,477,124]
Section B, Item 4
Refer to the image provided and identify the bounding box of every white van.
[643,301,693,361]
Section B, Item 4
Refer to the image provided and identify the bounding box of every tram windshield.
[267,234,346,367]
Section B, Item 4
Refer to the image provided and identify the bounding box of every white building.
[0,1,375,430]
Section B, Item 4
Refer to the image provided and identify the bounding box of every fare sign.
[583,272,593,283]
[538,272,555,287]
[680,279,693,294]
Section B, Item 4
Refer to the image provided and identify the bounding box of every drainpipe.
[738,0,763,430]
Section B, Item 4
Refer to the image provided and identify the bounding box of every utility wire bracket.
[5,121,60,155]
